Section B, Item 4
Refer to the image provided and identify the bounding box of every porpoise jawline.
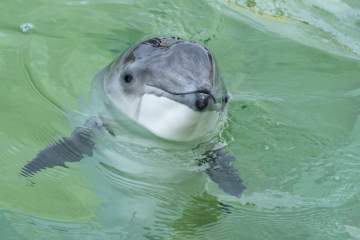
[147,85,216,103]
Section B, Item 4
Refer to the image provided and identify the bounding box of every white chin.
[137,94,219,141]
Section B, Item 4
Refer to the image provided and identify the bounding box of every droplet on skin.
[20,23,34,33]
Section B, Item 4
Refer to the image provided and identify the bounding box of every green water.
[1,0,360,239]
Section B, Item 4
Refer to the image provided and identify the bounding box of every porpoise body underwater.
[21,36,246,198]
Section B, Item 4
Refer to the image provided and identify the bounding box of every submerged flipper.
[203,149,246,198]
[21,116,246,198]
[20,117,102,177]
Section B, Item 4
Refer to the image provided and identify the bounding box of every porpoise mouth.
[147,86,216,103]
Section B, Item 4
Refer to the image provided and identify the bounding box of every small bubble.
[264,146,269,150]
[333,176,340,181]
[53,20,56,23]
[276,122,280,125]
[20,23,34,33]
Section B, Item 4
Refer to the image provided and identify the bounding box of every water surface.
[1,0,360,239]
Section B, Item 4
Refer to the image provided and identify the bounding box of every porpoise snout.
[194,86,216,111]
[195,92,211,111]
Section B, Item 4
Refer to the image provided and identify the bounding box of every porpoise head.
[104,36,229,141]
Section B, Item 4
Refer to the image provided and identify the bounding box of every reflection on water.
[0,0,360,239]
[227,0,360,58]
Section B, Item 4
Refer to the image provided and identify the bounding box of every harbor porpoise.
[21,36,246,198]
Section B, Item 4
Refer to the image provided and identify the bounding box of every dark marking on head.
[124,37,177,65]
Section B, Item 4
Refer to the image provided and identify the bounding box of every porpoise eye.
[124,74,133,83]
[224,97,228,103]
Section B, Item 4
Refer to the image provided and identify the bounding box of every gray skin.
[105,36,228,113]
[20,36,246,198]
